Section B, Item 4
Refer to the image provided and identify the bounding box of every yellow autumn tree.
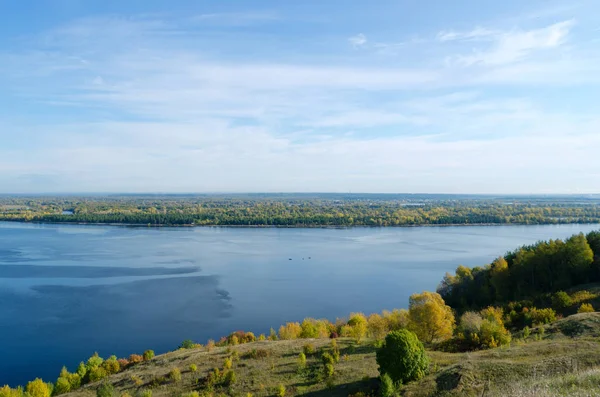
[347,313,368,343]
[408,291,455,343]
[25,379,50,397]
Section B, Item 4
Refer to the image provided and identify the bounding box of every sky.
[0,0,599,194]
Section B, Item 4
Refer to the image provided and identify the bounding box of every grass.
[62,313,600,397]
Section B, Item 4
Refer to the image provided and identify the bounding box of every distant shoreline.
[1,220,598,229]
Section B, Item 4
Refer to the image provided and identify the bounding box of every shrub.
[376,329,429,384]
[258,334,266,341]
[53,377,71,395]
[223,370,236,386]
[143,350,155,361]
[245,348,270,359]
[96,382,114,397]
[179,340,195,349]
[578,303,594,313]
[347,313,368,343]
[224,358,233,370]
[139,390,152,397]
[324,363,334,378]
[552,291,572,311]
[88,367,108,383]
[367,313,390,340]
[479,319,511,348]
[206,339,215,352]
[523,326,531,339]
[379,373,396,397]
[459,312,483,335]
[128,354,143,364]
[117,359,129,369]
[76,362,87,379]
[303,343,315,355]
[130,375,143,387]
[530,308,557,325]
[298,353,307,368]
[277,384,286,397]
[86,353,104,371]
[102,358,120,375]
[382,309,409,331]
[26,379,50,397]
[269,328,278,341]
[169,368,181,382]
[279,322,302,340]
[0,386,23,397]
[189,364,197,372]
[322,352,335,366]
[181,393,199,397]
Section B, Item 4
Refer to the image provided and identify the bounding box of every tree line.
[1,196,600,227]
[438,231,600,313]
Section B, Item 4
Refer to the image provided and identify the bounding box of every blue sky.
[1,0,599,193]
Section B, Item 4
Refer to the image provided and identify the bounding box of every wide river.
[1,222,599,385]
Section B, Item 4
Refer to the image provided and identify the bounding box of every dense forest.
[438,230,600,314]
[1,194,600,227]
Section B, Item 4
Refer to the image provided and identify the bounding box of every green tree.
[376,329,429,384]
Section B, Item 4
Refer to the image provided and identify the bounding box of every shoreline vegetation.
[1,194,600,228]
[3,229,600,396]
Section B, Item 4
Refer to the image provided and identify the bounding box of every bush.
[143,350,155,361]
[324,363,334,378]
[367,313,390,340]
[26,379,50,397]
[117,359,129,369]
[224,358,233,369]
[479,319,511,348]
[376,330,428,384]
[298,353,307,368]
[0,386,23,397]
[53,378,71,396]
[258,334,266,341]
[179,340,195,349]
[303,343,315,355]
[96,382,114,397]
[223,370,236,386]
[277,384,286,397]
[86,353,104,371]
[382,309,409,331]
[552,291,572,311]
[530,308,557,325]
[206,339,215,352]
[128,354,143,364]
[380,373,397,397]
[139,390,152,397]
[76,362,87,379]
[347,313,368,343]
[245,348,270,359]
[102,358,120,375]
[88,367,108,383]
[169,368,181,382]
[279,322,302,340]
[189,364,197,372]
[578,303,594,313]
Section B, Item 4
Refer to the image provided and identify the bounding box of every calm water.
[1,222,599,385]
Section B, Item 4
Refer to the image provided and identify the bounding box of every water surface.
[1,222,598,385]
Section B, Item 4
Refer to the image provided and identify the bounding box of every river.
[0,222,598,385]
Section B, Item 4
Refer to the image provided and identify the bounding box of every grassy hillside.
[61,313,600,397]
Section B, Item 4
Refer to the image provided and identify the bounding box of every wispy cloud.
[437,27,497,42]
[446,20,575,66]
[348,33,367,47]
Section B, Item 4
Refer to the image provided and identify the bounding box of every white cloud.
[437,27,497,42]
[348,33,367,47]
[448,20,575,66]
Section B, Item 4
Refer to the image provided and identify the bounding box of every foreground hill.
[61,313,600,397]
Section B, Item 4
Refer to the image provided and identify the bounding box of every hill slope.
[63,313,600,397]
